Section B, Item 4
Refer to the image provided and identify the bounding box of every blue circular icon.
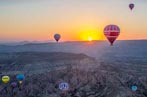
[59,82,69,91]
[131,85,137,91]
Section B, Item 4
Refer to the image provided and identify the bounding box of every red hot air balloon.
[129,3,134,10]
[54,34,61,42]
[104,25,120,46]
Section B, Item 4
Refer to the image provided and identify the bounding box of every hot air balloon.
[16,74,25,81]
[16,74,25,91]
[129,3,134,10]
[131,85,137,91]
[2,76,10,84]
[59,82,69,91]
[11,82,17,96]
[104,25,120,46]
[54,34,61,42]
[16,74,25,85]
[11,82,17,88]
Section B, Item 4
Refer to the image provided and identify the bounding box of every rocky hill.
[0,52,147,97]
[0,52,96,75]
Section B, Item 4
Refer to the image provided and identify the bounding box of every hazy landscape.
[0,40,147,97]
[1,0,147,96]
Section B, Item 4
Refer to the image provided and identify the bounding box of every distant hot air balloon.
[59,82,69,91]
[16,74,25,91]
[54,34,61,42]
[129,3,134,10]
[104,25,120,46]
[131,85,137,91]
[16,74,25,85]
[2,76,10,84]
[16,74,25,81]
[11,82,17,88]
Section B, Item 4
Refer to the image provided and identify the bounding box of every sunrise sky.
[0,0,147,42]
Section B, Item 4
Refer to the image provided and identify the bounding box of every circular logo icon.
[59,82,69,91]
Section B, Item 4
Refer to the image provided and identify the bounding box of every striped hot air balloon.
[104,25,120,46]
[2,76,10,84]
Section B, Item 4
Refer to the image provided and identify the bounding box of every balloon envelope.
[129,3,134,10]
[54,34,61,42]
[2,76,10,84]
[131,85,137,91]
[11,82,17,88]
[104,25,120,46]
[59,82,69,91]
[16,74,25,81]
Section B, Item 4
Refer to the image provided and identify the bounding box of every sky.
[0,0,147,42]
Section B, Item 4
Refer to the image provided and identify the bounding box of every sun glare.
[78,26,104,41]
[88,37,92,41]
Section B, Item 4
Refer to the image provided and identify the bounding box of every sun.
[78,28,103,41]
[88,37,93,41]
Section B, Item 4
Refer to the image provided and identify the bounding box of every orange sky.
[0,0,147,42]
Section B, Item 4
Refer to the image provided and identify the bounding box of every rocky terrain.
[0,52,96,75]
[0,52,147,97]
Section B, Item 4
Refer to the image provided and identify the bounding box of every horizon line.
[0,39,147,44]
